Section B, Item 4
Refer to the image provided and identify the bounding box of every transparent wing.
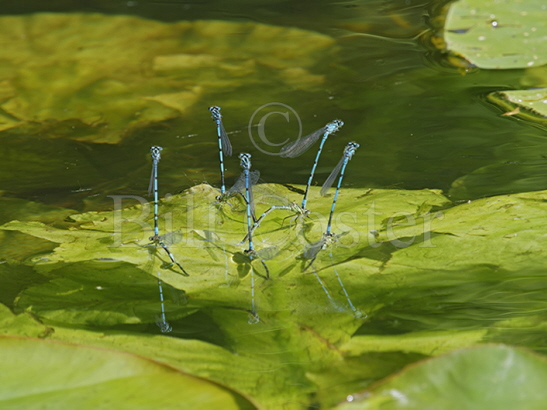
[247,172,256,222]
[320,155,345,196]
[303,236,326,260]
[252,182,292,207]
[279,127,326,158]
[228,170,260,195]
[249,170,260,186]
[144,245,173,333]
[157,231,183,246]
[257,246,278,261]
[227,172,245,195]
[147,163,156,196]
[219,122,233,157]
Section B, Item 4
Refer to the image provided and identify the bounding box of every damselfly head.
[209,106,222,119]
[150,146,163,161]
[345,142,360,159]
[325,119,344,135]
[239,153,252,170]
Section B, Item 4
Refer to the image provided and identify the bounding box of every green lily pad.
[0,183,450,322]
[375,189,547,272]
[0,13,335,142]
[487,87,547,121]
[0,335,255,409]
[444,0,547,69]
[336,345,547,409]
[5,185,547,408]
[5,185,547,334]
[14,261,195,327]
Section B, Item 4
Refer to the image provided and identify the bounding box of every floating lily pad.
[0,195,76,226]
[487,87,547,121]
[0,182,449,286]
[14,261,196,327]
[444,0,547,69]
[0,335,255,409]
[377,189,547,273]
[336,345,547,409]
[5,185,547,408]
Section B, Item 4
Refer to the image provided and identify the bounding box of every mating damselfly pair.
[146,106,364,329]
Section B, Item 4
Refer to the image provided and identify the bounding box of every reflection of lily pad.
[0,14,335,142]
[336,345,547,409]
[449,159,547,200]
[444,0,547,69]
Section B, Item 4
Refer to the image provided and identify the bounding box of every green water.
[2,1,547,408]
[1,0,545,209]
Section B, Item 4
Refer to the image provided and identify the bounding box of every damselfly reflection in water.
[143,244,188,334]
[192,228,275,323]
[192,229,232,285]
[155,269,172,333]
[147,146,189,276]
[232,246,277,325]
[309,254,365,319]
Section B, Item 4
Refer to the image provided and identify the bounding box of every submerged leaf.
[0,304,52,338]
[341,329,487,357]
[0,13,336,142]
